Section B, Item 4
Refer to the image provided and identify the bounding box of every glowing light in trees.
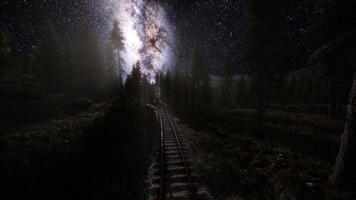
[109,0,175,79]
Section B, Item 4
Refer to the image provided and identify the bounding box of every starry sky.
[0,0,111,52]
[166,0,245,73]
[0,0,246,72]
[0,0,321,74]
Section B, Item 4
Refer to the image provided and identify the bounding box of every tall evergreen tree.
[236,76,248,107]
[17,52,35,75]
[0,23,12,76]
[241,0,287,127]
[63,35,76,89]
[155,72,162,100]
[36,21,67,93]
[303,75,315,104]
[190,46,211,111]
[109,20,125,88]
[142,74,149,104]
[304,0,355,119]
[75,21,105,94]
[287,76,297,105]
[125,61,142,103]
[221,61,234,108]
[201,65,211,110]
[105,42,119,91]
[190,47,202,110]
[274,73,288,107]
[173,67,183,108]
[164,70,173,104]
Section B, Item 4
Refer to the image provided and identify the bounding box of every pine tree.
[236,76,248,107]
[75,21,105,94]
[36,21,67,93]
[142,74,149,104]
[241,0,287,127]
[201,66,211,110]
[109,20,125,88]
[306,0,356,119]
[164,70,173,104]
[287,76,297,105]
[190,47,201,110]
[63,35,76,89]
[190,46,211,111]
[155,72,161,100]
[17,52,35,75]
[0,23,12,76]
[125,61,142,103]
[274,73,288,108]
[105,42,119,92]
[303,76,315,104]
[172,67,181,108]
[221,61,233,108]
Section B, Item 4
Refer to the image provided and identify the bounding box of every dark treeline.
[159,0,355,118]
[124,61,155,105]
[0,16,157,200]
[159,0,356,186]
[158,46,211,112]
[0,20,125,99]
[0,18,156,104]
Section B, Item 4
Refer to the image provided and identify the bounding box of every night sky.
[0,0,321,74]
[165,0,245,73]
[0,0,110,52]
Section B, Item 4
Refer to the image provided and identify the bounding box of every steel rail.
[158,109,165,200]
[164,110,197,200]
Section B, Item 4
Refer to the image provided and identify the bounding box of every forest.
[0,0,356,199]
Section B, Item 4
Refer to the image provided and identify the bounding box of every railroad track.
[149,108,206,200]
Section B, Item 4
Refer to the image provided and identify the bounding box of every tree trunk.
[329,97,337,119]
[256,68,266,132]
[329,76,337,119]
[257,80,265,132]
[330,72,356,185]
[118,58,123,89]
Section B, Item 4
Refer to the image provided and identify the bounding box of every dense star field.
[0,0,112,53]
[0,0,246,74]
[0,0,324,74]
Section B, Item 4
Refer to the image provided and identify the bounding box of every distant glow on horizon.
[109,0,175,79]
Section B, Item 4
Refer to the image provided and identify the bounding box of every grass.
[174,107,355,199]
[222,107,343,136]
[0,102,108,199]
[0,103,108,159]
[181,107,341,160]
[0,101,159,200]
[180,121,355,199]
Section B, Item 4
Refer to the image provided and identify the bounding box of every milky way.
[1,0,320,75]
[1,0,175,79]
[106,0,175,79]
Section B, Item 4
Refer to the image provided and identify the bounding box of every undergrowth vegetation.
[181,122,354,199]
[0,103,109,160]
